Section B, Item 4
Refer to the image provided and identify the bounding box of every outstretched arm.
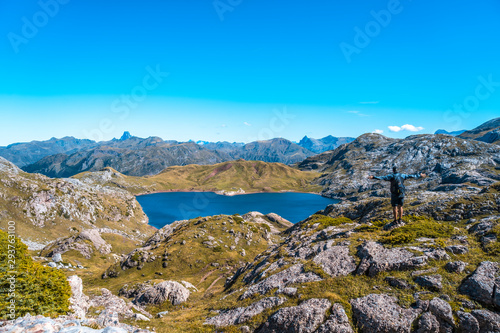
[368,175,393,181]
[402,173,427,180]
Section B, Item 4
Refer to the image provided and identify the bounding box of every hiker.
[368,166,426,223]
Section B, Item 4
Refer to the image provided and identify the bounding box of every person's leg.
[398,206,403,221]
[392,206,398,221]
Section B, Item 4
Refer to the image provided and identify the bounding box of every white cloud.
[388,126,402,132]
[401,124,424,132]
[244,122,252,126]
[388,124,424,132]
[373,129,384,134]
[348,110,359,114]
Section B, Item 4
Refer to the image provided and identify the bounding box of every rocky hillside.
[435,129,466,136]
[0,136,97,167]
[459,117,500,145]
[297,135,355,154]
[0,157,154,247]
[72,160,322,195]
[298,133,500,199]
[19,133,351,178]
[22,141,230,178]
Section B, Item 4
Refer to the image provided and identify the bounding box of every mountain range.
[0,133,354,177]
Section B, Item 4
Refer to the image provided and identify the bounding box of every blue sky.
[0,0,499,145]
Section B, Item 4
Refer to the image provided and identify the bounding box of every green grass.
[302,214,353,231]
[72,160,323,195]
[380,217,455,245]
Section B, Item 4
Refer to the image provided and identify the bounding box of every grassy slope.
[72,160,323,195]
[0,167,154,244]
[78,214,290,332]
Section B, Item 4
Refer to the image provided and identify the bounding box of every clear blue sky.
[0,0,499,145]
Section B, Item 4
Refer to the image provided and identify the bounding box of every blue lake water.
[136,192,338,228]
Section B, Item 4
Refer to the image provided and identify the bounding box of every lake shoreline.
[136,191,339,227]
[135,189,325,197]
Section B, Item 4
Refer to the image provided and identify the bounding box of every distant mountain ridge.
[298,135,355,153]
[458,117,500,144]
[434,129,466,136]
[3,133,351,177]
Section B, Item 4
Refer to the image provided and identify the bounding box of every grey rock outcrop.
[256,298,331,333]
[427,297,455,332]
[356,241,427,276]
[350,294,421,333]
[445,245,469,254]
[445,261,467,273]
[312,245,356,277]
[240,264,322,300]
[459,261,499,307]
[456,311,480,333]
[133,281,190,306]
[67,275,90,319]
[414,275,443,291]
[416,312,440,333]
[315,303,354,333]
[46,229,112,260]
[471,309,500,332]
[205,297,287,327]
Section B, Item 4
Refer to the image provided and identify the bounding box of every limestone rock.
[315,303,354,333]
[205,297,287,327]
[350,294,421,333]
[459,261,499,307]
[416,312,440,333]
[256,298,331,333]
[414,275,443,291]
[471,309,500,332]
[356,241,427,276]
[133,281,190,306]
[52,253,63,263]
[312,245,356,277]
[445,261,467,273]
[456,311,480,333]
[240,264,322,300]
[67,275,90,319]
[445,245,469,254]
[385,276,413,290]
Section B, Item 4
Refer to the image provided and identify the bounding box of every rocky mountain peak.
[119,131,133,141]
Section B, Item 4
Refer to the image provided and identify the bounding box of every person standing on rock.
[368,166,426,224]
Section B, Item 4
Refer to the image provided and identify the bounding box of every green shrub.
[355,225,380,233]
[380,218,454,245]
[212,246,223,252]
[305,215,353,230]
[259,223,271,232]
[0,230,71,319]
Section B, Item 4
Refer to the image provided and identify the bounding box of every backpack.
[390,174,405,198]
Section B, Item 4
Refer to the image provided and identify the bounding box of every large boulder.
[256,298,331,333]
[240,264,322,300]
[315,303,354,333]
[456,311,480,333]
[414,275,443,291]
[356,241,427,276]
[205,297,287,327]
[350,294,421,333]
[415,312,440,333]
[67,275,90,319]
[471,309,500,332]
[133,281,190,306]
[459,261,500,307]
[312,245,356,277]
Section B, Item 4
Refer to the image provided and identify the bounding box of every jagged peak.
[120,131,133,141]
